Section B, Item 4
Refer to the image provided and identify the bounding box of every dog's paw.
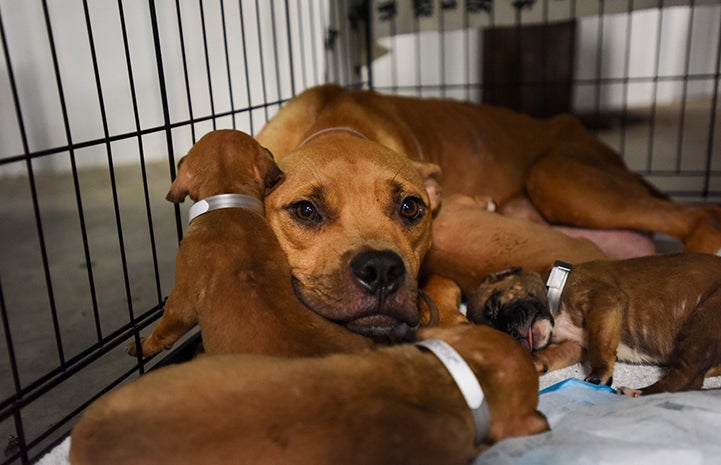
[584,374,613,386]
[532,358,548,374]
[126,337,147,357]
[617,386,642,397]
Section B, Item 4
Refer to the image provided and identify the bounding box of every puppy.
[72,324,549,465]
[467,253,721,396]
[128,129,373,357]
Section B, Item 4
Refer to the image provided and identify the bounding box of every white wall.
[370,4,721,110]
[0,0,331,177]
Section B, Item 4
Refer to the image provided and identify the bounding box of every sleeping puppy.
[128,129,374,358]
[466,253,721,396]
[71,324,549,465]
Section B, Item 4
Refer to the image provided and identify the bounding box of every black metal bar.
[308,0,320,86]
[199,0,218,131]
[702,3,721,198]
[238,0,256,134]
[363,0,373,89]
[116,0,145,337]
[296,0,308,90]
[592,0,606,131]
[220,0,237,128]
[283,0,297,96]
[148,0,181,247]
[175,0,198,142]
[43,0,98,372]
[646,0,665,172]
[269,0,284,100]
[114,0,162,304]
[81,0,113,344]
[674,0,696,173]
[254,0,270,121]
[618,0,635,159]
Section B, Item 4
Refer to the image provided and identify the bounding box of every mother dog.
[256,84,721,337]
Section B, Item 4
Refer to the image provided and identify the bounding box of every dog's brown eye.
[293,201,318,222]
[400,196,424,221]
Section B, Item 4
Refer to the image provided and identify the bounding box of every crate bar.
[617,0,635,159]
[674,0,697,173]
[198,0,218,131]
[148,0,182,251]
[119,0,164,305]
[238,1,255,134]
[220,0,238,128]
[81,0,115,343]
[174,0,197,142]
[646,0,665,172]
[702,4,721,199]
[254,0,271,122]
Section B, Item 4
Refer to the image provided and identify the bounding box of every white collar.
[187,193,264,224]
[415,339,489,446]
[546,261,572,317]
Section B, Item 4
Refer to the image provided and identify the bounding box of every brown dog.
[261,128,444,341]
[72,324,549,465]
[466,253,721,396]
[257,84,721,300]
[128,129,373,357]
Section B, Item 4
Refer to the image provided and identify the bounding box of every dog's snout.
[351,251,406,295]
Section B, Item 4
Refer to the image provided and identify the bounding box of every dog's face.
[467,268,554,352]
[265,134,441,341]
[167,129,283,203]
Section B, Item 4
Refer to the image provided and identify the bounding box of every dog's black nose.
[351,250,406,295]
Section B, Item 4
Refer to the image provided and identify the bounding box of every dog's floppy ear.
[258,147,285,195]
[166,156,192,203]
[411,161,442,213]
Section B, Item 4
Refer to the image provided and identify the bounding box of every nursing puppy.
[128,130,373,357]
[467,254,721,396]
[72,325,549,465]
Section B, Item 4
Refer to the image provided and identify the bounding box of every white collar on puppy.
[546,260,572,317]
[415,339,489,446]
[188,193,264,224]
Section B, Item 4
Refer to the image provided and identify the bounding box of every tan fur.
[257,85,721,302]
[263,131,442,338]
[72,325,549,465]
[128,130,373,357]
[468,253,721,395]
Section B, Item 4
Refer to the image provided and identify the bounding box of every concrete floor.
[0,100,718,461]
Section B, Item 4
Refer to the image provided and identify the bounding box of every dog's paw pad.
[617,386,642,397]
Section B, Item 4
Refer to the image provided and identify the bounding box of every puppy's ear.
[166,156,192,203]
[411,161,442,213]
[257,147,285,195]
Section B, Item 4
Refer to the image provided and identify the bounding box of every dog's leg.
[583,290,627,386]
[126,291,197,357]
[526,150,721,255]
[532,340,585,374]
[632,290,721,395]
[419,274,469,327]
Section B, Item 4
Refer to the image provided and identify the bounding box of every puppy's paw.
[126,337,152,357]
[584,374,613,386]
[532,358,548,374]
[617,386,642,397]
